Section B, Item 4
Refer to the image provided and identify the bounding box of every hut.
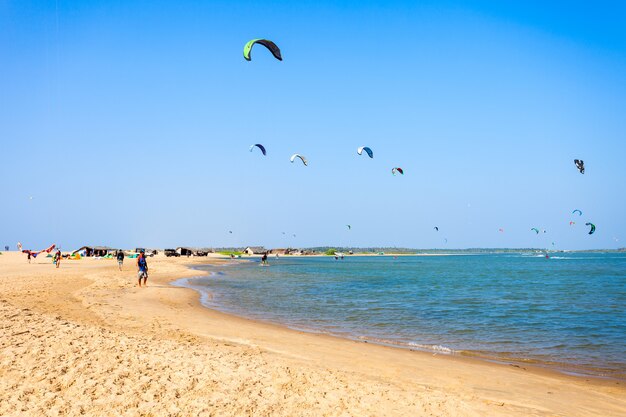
[176,247,194,256]
[242,247,267,255]
[269,248,290,255]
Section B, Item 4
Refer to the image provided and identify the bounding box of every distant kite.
[346,225,351,230]
[433,227,439,231]
[290,154,308,166]
[357,146,374,158]
[531,228,539,234]
[585,222,596,235]
[574,159,585,174]
[243,39,282,61]
[498,228,504,233]
[572,209,582,216]
[392,167,404,176]
[250,144,267,155]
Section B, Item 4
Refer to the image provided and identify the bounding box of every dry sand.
[1,251,624,416]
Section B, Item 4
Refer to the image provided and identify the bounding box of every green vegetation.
[218,251,242,256]
[324,248,338,256]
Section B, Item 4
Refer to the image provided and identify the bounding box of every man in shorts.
[116,250,125,271]
[137,250,148,287]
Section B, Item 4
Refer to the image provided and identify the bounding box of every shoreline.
[2,252,625,416]
[175,260,626,383]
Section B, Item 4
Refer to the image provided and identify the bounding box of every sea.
[174,253,626,379]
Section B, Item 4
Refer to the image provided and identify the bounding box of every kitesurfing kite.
[22,243,56,258]
[243,39,282,61]
[433,227,439,231]
[290,154,308,166]
[574,159,585,174]
[250,144,267,156]
[357,146,373,158]
[392,167,404,176]
[572,209,582,216]
[585,222,596,235]
[531,228,540,234]
[499,228,504,233]
[346,225,351,230]
[569,221,576,226]
[229,231,233,234]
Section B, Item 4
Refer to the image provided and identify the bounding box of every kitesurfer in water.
[261,252,268,265]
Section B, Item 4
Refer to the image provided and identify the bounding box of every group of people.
[116,250,149,287]
[27,247,149,287]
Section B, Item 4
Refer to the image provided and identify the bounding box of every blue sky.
[1,1,625,250]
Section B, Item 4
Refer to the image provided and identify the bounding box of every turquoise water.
[179,253,626,378]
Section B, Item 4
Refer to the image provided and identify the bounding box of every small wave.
[357,336,456,354]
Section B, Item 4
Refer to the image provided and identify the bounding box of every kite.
[569,221,575,226]
[357,146,373,158]
[585,222,596,235]
[290,154,308,166]
[392,167,404,176]
[572,209,582,216]
[346,225,351,230]
[498,228,504,233]
[250,144,267,156]
[21,244,56,258]
[229,231,233,234]
[434,227,439,231]
[243,39,282,61]
[531,228,540,234]
[574,159,585,174]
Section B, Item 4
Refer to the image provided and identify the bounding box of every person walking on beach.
[27,251,31,263]
[137,250,148,287]
[54,249,61,269]
[116,250,125,271]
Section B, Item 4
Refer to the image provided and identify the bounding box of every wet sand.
[1,252,624,416]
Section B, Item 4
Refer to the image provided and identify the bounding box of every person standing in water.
[137,250,148,287]
[116,250,125,271]
[261,252,268,265]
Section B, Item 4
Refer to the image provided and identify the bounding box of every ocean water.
[177,253,626,379]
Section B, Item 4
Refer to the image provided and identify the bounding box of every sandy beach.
[1,252,624,417]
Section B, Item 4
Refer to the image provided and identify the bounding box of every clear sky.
[1,1,625,251]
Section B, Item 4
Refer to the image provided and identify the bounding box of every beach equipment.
[290,154,308,166]
[243,39,282,61]
[357,146,373,158]
[22,243,56,258]
[585,222,596,235]
[250,144,267,156]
